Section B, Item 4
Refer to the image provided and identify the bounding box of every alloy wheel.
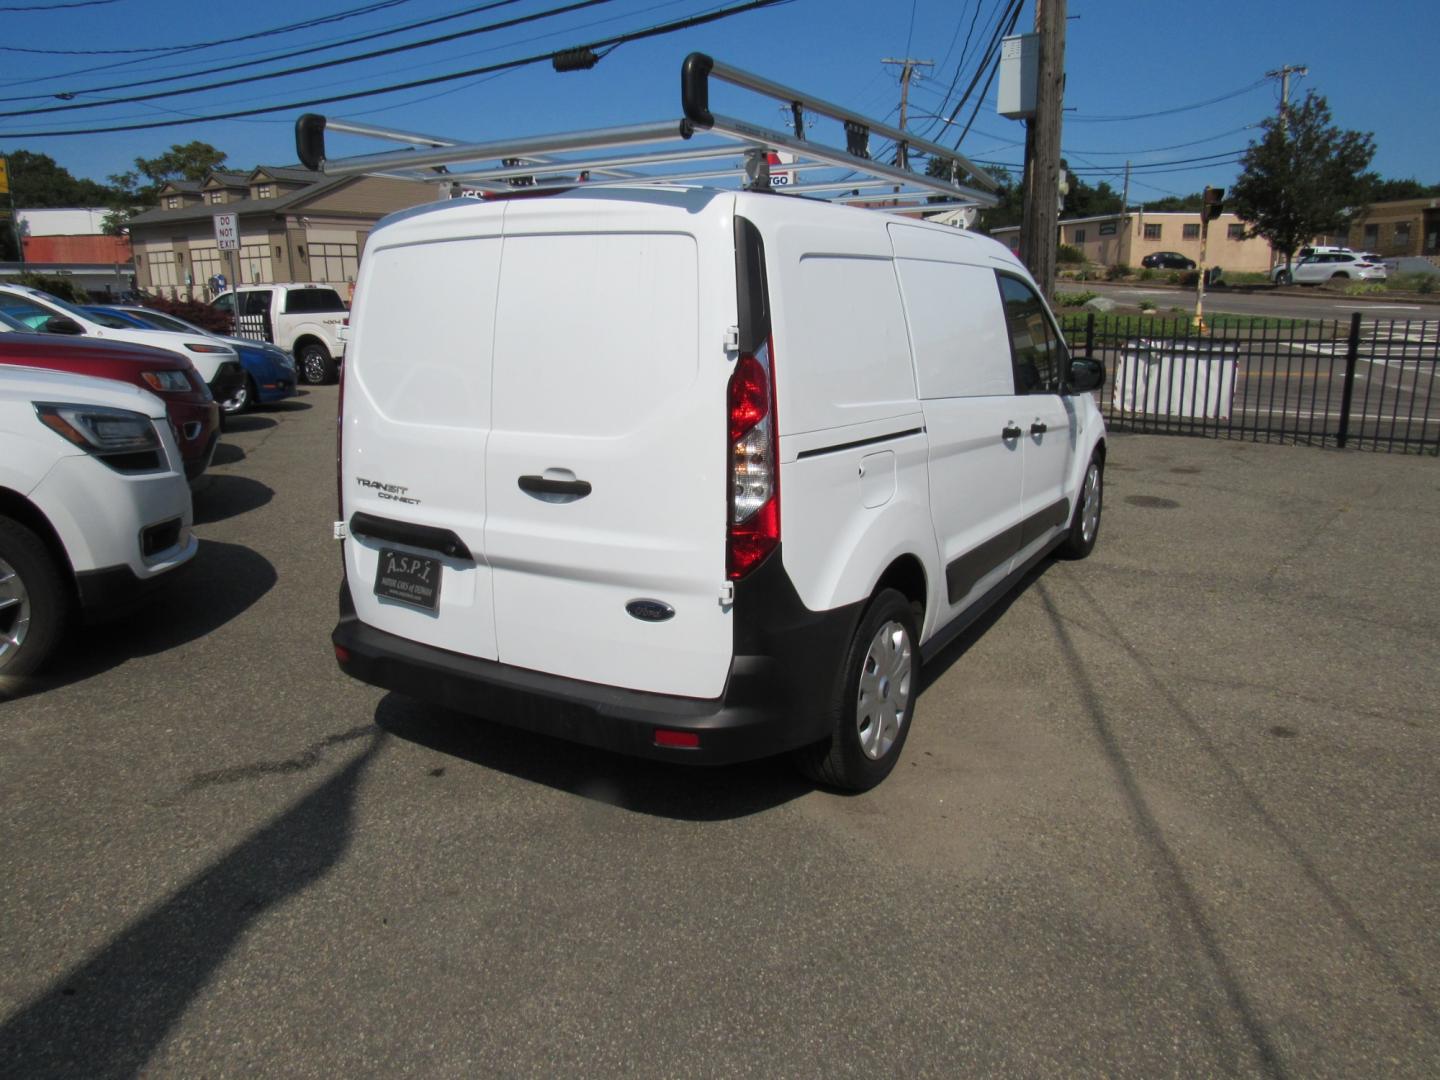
[0,556,32,671]
[1081,462,1102,543]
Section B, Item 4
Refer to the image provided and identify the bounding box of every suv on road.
[0,365,197,686]
[210,283,348,385]
[1271,252,1389,286]
[0,329,220,483]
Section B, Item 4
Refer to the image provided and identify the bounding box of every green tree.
[1357,174,1440,203]
[1228,91,1375,269]
[0,149,115,207]
[1143,191,1206,212]
[106,141,230,234]
[1061,170,1123,219]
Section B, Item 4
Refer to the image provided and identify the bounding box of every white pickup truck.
[211,283,348,385]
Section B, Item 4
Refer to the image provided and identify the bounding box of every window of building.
[165,196,180,210]
[1393,222,1412,251]
[1073,228,1086,243]
[1183,223,1200,240]
[148,250,179,288]
[208,191,226,205]
[1227,223,1245,240]
[310,242,359,285]
[996,273,1064,395]
[238,243,274,284]
[189,246,223,291]
[256,184,275,199]
[1363,223,1379,248]
[1144,223,1162,240]
[1099,222,1117,236]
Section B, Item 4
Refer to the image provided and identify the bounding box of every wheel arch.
[292,333,329,357]
[0,487,76,598]
[873,553,928,625]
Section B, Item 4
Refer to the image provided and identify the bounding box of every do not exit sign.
[213,212,239,250]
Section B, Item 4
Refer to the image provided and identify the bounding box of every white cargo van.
[308,56,1107,789]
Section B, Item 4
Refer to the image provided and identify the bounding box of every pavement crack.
[183,725,373,792]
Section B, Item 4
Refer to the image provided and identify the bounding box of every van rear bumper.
[332,560,859,766]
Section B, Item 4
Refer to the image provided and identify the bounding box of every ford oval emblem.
[626,599,675,622]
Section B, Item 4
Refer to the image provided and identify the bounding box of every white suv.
[328,188,1107,790]
[1272,252,1389,285]
[0,366,197,685]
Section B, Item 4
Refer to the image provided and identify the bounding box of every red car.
[0,331,219,482]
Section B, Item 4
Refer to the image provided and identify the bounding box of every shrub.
[1056,243,1085,265]
[1137,267,1155,281]
[1418,275,1437,295]
[1178,270,1200,287]
[1343,282,1388,296]
[1166,271,1180,285]
[1105,263,1131,281]
[139,295,233,335]
[15,271,88,304]
[1138,300,1157,312]
[1054,291,1098,307]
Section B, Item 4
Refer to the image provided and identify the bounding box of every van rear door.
[483,193,735,699]
[341,215,503,661]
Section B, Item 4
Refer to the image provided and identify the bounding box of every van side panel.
[342,228,503,661]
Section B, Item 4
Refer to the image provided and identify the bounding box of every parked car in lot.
[1141,251,1196,270]
[210,283,348,386]
[331,187,1107,791]
[1271,252,1389,285]
[0,365,197,683]
[0,284,245,407]
[86,305,297,415]
[0,329,220,482]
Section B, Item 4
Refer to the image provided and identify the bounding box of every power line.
[0,0,621,120]
[0,0,794,138]
[0,0,116,9]
[0,0,530,101]
[0,0,417,56]
[1067,79,1267,122]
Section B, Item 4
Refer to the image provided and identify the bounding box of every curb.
[1075,280,1440,307]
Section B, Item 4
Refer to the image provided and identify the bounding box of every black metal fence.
[1060,312,1439,455]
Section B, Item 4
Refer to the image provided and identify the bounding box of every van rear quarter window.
[284,288,347,314]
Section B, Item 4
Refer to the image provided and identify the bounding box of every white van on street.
[310,56,1107,789]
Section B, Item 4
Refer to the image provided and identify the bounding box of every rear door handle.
[518,474,592,502]
[1030,422,1048,436]
[1001,424,1023,440]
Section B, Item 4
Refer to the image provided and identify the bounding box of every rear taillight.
[726,338,779,579]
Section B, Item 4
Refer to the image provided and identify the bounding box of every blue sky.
[2,0,1435,203]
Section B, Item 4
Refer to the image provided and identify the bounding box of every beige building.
[1340,197,1440,258]
[990,210,1278,273]
[127,165,439,301]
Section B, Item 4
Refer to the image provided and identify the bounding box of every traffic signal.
[1203,186,1225,222]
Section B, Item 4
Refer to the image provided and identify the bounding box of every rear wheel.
[1330,272,1350,281]
[0,517,67,686]
[1060,453,1103,559]
[298,342,337,385]
[793,588,919,792]
[1276,270,1293,286]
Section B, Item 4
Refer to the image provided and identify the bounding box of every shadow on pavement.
[210,442,245,467]
[374,692,812,822]
[917,557,1055,695]
[220,414,276,434]
[0,733,383,1079]
[256,398,313,414]
[192,475,272,524]
[1,539,276,703]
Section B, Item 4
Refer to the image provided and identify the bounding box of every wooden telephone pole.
[881,57,933,170]
[1019,0,1067,299]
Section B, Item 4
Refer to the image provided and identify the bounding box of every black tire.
[298,342,337,385]
[793,588,920,792]
[1059,452,1103,559]
[0,517,68,686]
[1330,272,1350,281]
[220,375,256,416]
[1276,270,1293,286]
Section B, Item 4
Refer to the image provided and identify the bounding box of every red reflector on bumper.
[654,729,700,749]
[334,645,351,664]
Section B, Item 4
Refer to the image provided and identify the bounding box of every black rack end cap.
[681,52,714,128]
[296,113,327,172]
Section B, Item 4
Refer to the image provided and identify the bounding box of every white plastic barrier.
[1112,339,1239,419]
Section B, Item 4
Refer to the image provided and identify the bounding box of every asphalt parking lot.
[2,387,1438,1077]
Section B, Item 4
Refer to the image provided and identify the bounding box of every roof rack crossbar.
[294,54,1001,213]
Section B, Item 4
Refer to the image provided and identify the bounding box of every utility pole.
[881,57,933,169]
[1121,160,1130,212]
[1019,0,1066,299]
[1265,64,1308,131]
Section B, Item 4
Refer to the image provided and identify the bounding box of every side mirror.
[43,316,85,336]
[1068,357,1104,394]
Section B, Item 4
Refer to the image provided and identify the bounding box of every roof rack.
[293,52,1001,213]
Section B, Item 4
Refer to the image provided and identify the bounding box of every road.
[1083,279,1438,321]
[3,390,1438,1076]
